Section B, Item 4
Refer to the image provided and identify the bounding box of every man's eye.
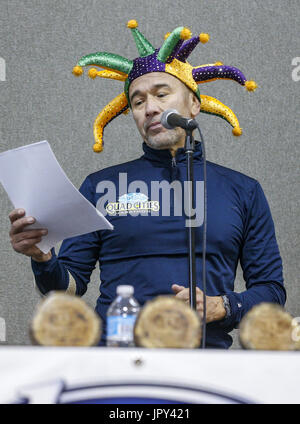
[157,93,167,98]
[134,99,143,106]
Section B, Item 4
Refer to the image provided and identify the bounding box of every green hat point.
[157,26,191,63]
[127,19,155,57]
[78,52,133,75]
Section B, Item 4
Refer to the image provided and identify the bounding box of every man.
[8,21,286,348]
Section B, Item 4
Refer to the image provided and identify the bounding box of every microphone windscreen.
[161,109,179,129]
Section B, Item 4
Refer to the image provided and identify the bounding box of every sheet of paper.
[0,140,113,253]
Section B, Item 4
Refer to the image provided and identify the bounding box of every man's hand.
[171,284,226,323]
[9,209,52,262]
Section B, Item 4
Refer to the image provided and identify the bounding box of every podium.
[0,346,299,404]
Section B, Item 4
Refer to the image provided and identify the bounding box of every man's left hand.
[171,284,226,323]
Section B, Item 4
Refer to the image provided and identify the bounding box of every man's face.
[129,72,200,150]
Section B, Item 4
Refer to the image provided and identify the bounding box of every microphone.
[161,109,198,131]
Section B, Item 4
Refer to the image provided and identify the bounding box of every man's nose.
[145,95,161,117]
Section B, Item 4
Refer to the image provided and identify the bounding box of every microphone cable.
[196,123,207,349]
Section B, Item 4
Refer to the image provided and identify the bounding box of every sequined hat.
[73,20,257,153]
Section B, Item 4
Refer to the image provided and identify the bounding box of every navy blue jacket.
[32,141,286,348]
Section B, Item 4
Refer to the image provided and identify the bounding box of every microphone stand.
[184,128,197,311]
[161,109,206,347]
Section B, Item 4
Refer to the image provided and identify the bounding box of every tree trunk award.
[239,303,297,351]
[30,291,102,347]
[134,295,202,348]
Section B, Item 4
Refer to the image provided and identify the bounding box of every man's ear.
[189,92,201,118]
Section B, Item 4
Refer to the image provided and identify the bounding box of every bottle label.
[107,315,137,341]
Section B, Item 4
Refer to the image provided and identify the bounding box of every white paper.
[0,140,113,253]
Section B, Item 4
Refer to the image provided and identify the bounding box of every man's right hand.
[9,209,52,262]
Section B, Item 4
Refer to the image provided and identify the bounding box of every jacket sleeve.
[220,181,286,329]
[31,176,101,296]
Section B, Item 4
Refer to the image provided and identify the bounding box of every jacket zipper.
[170,157,177,211]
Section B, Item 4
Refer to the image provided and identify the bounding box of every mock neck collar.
[141,141,203,165]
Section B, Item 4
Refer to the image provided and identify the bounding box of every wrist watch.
[221,295,232,319]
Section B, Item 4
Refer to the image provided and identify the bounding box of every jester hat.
[73,20,257,153]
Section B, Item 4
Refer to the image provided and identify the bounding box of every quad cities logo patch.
[106,193,160,216]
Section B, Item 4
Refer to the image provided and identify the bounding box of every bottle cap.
[117,285,134,296]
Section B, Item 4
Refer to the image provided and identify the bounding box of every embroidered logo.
[106,193,160,215]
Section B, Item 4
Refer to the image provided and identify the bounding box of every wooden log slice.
[30,291,102,346]
[134,295,202,348]
[239,303,296,350]
[292,320,300,351]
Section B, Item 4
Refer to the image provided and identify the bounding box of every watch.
[221,295,232,319]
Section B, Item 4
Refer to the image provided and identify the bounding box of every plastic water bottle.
[106,285,140,347]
